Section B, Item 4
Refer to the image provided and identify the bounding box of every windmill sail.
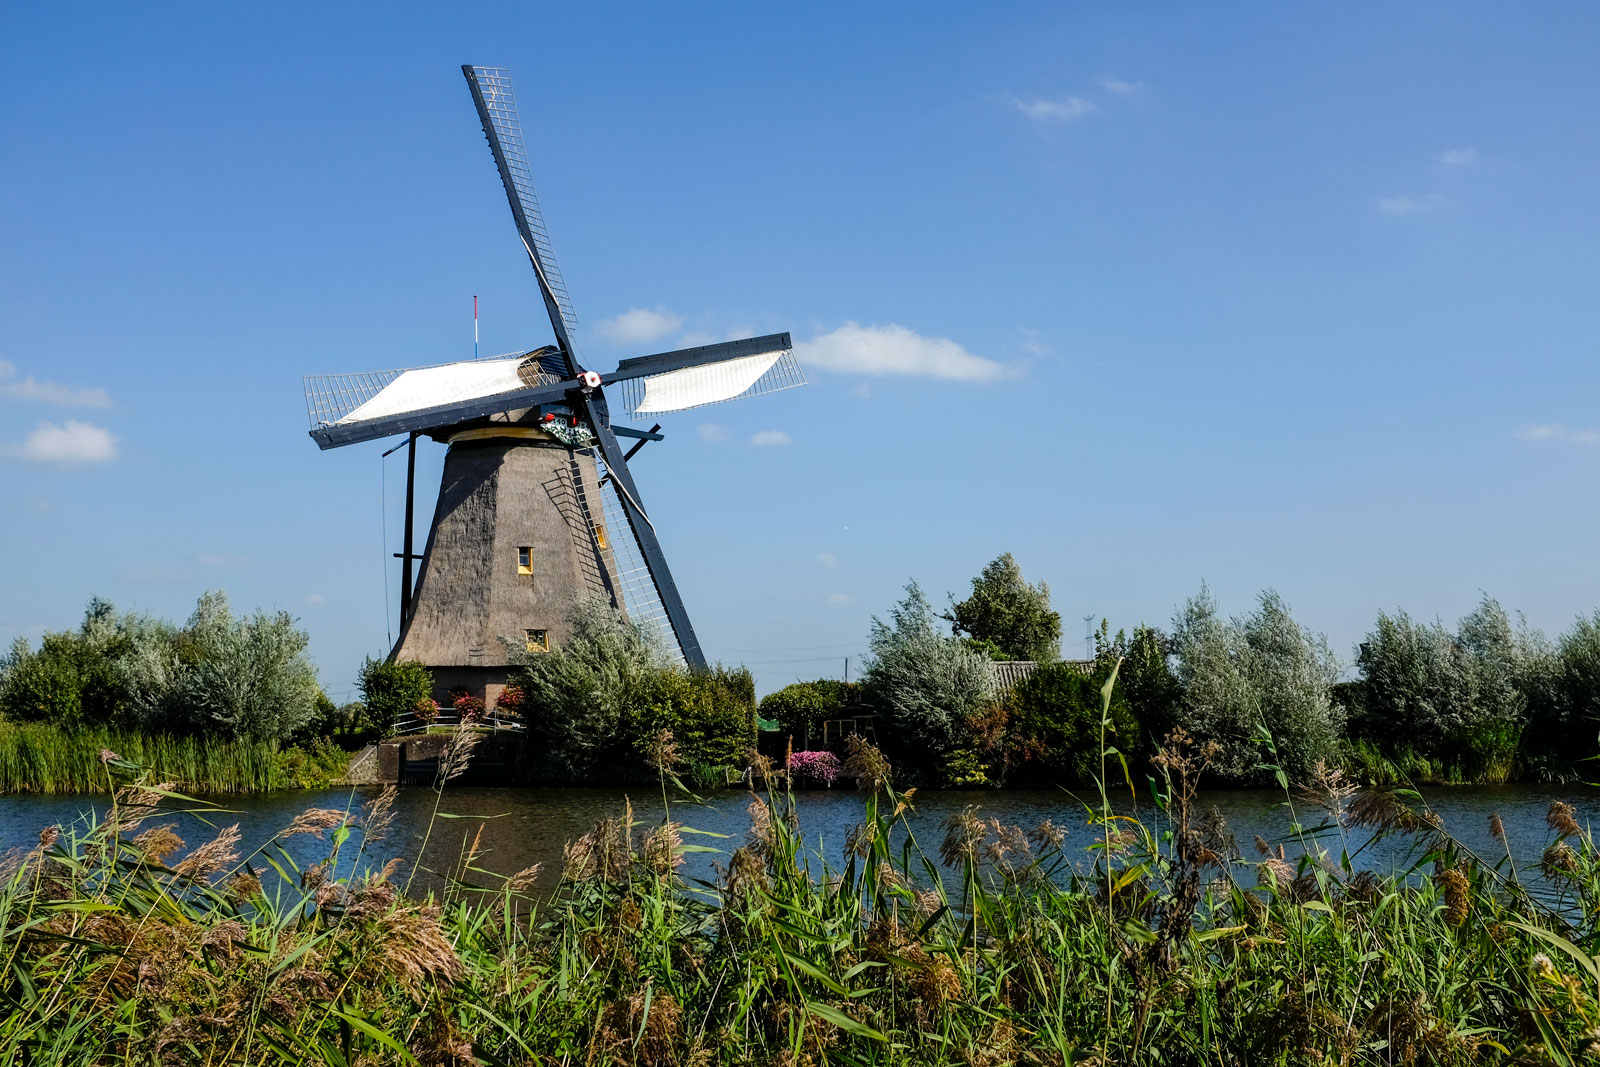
[463,65,579,355]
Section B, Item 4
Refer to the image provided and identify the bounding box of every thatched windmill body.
[303,66,804,705]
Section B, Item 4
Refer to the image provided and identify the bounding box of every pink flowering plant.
[454,694,486,725]
[787,750,842,787]
[413,697,439,725]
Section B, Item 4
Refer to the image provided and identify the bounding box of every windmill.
[302,66,805,706]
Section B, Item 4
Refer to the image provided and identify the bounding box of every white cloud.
[1019,327,1053,357]
[1516,423,1600,445]
[697,423,729,443]
[1013,95,1098,123]
[1098,77,1140,95]
[1378,194,1444,216]
[797,323,1010,382]
[306,593,326,605]
[818,552,838,568]
[0,361,109,407]
[828,593,852,605]
[17,420,117,465]
[1440,148,1478,166]
[596,306,684,345]
[750,430,791,447]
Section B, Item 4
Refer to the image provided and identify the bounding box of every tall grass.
[0,721,346,793]
[6,720,1600,1062]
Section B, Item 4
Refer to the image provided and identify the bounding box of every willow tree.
[946,553,1062,662]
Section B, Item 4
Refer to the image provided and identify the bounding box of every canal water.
[1,782,1594,894]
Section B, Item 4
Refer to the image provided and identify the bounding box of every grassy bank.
[5,731,1600,1064]
[0,721,350,794]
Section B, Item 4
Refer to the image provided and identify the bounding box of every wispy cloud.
[1440,148,1478,166]
[697,423,729,443]
[1012,95,1098,124]
[797,323,1011,383]
[750,430,791,447]
[0,361,111,407]
[1018,327,1053,357]
[15,420,117,465]
[1516,423,1600,446]
[1098,77,1140,96]
[1378,194,1445,216]
[596,306,684,345]
[828,593,852,605]
[818,552,838,569]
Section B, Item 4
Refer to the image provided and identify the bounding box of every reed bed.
[5,715,1600,1064]
[0,721,346,794]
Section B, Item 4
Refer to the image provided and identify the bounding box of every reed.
[5,724,1600,1063]
[0,721,346,794]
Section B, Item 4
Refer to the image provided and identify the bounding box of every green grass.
[0,720,349,794]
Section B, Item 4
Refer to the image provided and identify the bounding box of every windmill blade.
[303,352,572,449]
[573,393,708,670]
[608,333,805,416]
[462,65,580,365]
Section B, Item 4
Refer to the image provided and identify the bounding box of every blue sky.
[3,4,1598,698]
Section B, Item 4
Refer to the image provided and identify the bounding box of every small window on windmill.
[517,546,532,575]
[524,628,549,653]
[594,523,609,550]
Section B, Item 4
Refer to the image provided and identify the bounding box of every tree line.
[762,553,1600,786]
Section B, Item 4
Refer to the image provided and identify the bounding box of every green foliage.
[1352,594,1538,777]
[0,594,320,746]
[1007,659,1139,785]
[863,581,995,777]
[0,720,347,793]
[1172,586,1342,783]
[757,679,856,747]
[513,598,753,781]
[1094,622,1182,752]
[171,592,320,744]
[357,657,434,738]
[946,552,1062,662]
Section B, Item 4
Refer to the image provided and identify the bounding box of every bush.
[1524,611,1600,773]
[946,552,1062,662]
[1006,659,1140,786]
[758,680,856,748]
[787,750,842,786]
[358,657,435,737]
[1352,594,1538,778]
[513,598,754,781]
[862,581,995,779]
[1172,586,1342,784]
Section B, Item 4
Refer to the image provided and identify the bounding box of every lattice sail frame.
[568,447,688,666]
[467,66,578,340]
[301,352,536,429]
[615,348,806,418]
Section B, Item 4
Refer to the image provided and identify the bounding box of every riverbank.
[4,745,1598,1063]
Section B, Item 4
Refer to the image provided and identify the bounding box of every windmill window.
[524,628,549,653]
[517,547,532,574]
[594,524,608,550]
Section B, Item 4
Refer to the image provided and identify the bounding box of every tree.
[947,553,1062,662]
[1172,586,1342,783]
[512,596,674,779]
[759,680,855,748]
[1354,594,1541,775]
[1524,611,1600,771]
[1095,623,1182,754]
[175,592,320,744]
[357,658,435,737]
[1007,658,1139,786]
[863,581,995,777]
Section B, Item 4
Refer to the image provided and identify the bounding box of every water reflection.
[2,782,1596,897]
